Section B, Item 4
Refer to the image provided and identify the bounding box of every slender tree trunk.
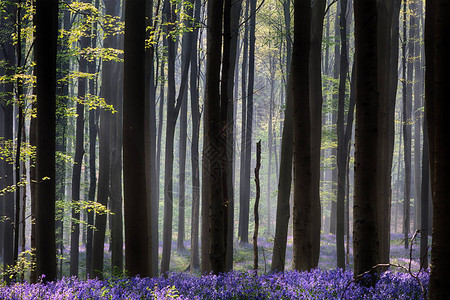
[253,141,261,271]
[353,0,380,282]
[336,0,349,269]
[189,0,201,272]
[110,34,124,275]
[91,0,117,279]
[238,0,249,243]
[86,1,99,275]
[402,0,411,249]
[309,0,325,267]
[35,0,58,282]
[419,118,429,269]
[55,8,71,279]
[123,0,150,277]
[145,0,158,277]
[330,4,340,236]
[69,20,89,277]
[160,0,177,275]
[224,0,243,271]
[2,7,15,281]
[177,5,192,250]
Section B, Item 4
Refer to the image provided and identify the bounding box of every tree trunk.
[224,0,243,271]
[91,0,117,279]
[2,9,15,282]
[177,4,193,250]
[292,0,312,271]
[420,118,429,270]
[86,0,99,275]
[402,0,412,249]
[238,0,249,243]
[253,141,261,271]
[427,0,450,298]
[330,4,340,236]
[110,32,124,275]
[70,20,89,277]
[145,0,158,277]
[336,0,349,269]
[189,0,202,272]
[160,0,177,275]
[353,0,380,282]
[55,8,71,279]
[205,0,227,274]
[309,0,325,267]
[35,0,58,282]
[270,79,293,272]
[123,0,150,277]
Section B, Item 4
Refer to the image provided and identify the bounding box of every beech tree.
[353,0,380,281]
[123,0,150,277]
[426,0,450,297]
[35,0,58,282]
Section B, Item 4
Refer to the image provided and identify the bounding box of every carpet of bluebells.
[0,269,428,299]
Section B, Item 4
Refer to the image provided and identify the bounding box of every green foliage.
[1,249,36,280]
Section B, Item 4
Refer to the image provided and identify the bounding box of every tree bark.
[205,0,226,274]
[420,118,429,269]
[336,0,349,269]
[91,0,117,279]
[123,0,150,278]
[189,0,201,272]
[309,0,326,267]
[70,18,89,277]
[253,141,261,271]
[353,0,380,282]
[427,0,450,298]
[292,0,312,271]
[402,0,412,249]
[1,7,15,282]
[35,0,58,282]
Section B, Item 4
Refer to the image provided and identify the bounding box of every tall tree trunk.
[238,0,253,243]
[411,0,421,231]
[70,19,89,277]
[427,0,450,298]
[270,0,292,268]
[419,118,429,269]
[177,4,193,250]
[110,31,124,275]
[160,0,193,274]
[145,0,158,277]
[91,0,117,279]
[336,0,349,269]
[35,0,58,282]
[253,141,261,270]
[292,0,312,271]
[160,0,177,275]
[205,0,227,274]
[2,6,15,282]
[189,0,202,272]
[123,0,150,277]
[309,0,325,267]
[353,0,380,282]
[330,4,340,236]
[377,0,399,266]
[402,0,412,249]
[86,0,99,275]
[55,7,71,278]
[224,0,243,271]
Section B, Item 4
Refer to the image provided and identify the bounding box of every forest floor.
[169,232,429,274]
[0,233,429,299]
